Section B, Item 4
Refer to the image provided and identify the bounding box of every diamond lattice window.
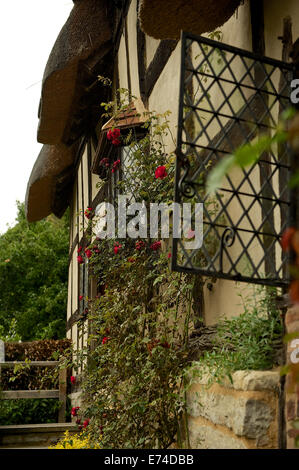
[172,32,295,287]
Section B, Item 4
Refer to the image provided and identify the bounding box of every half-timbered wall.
[63,0,299,447]
[67,0,299,365]
[67,139,101,383]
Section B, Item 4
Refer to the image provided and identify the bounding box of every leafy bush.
[0,399,61,425]
[187,285,283,385]
[0,340,72,425]
[1,339,71,391]
[0,203,69,341]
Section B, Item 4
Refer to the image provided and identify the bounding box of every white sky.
[0,1,73,233]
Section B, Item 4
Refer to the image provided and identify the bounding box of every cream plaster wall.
[127,0,140,98]
[146,35,160,68]
[264,0,299,61]
[118,34,129,91]
[148,42,181,153]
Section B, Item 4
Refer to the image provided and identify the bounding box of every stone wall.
[186,368,281,449]
[285,305,299,449]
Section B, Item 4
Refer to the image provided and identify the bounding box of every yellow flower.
[49,430,101,449]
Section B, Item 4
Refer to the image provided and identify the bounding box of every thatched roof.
[138,0,242,40]
[37,0,113,145]
[26,0,114,222]
[25,144,77,222]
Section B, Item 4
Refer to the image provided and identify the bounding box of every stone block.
[188,419,248,449]
[232,370,280,392]
[187,387,273,443]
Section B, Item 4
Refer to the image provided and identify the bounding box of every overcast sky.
[0,1,73,233]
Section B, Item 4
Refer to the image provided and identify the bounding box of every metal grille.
[173,32,295,287]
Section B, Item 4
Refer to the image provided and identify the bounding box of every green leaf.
[281,107,296,121]
[206,154,235,194]
[289,170,299,189]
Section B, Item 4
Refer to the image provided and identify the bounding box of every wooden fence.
[0,340,67,423]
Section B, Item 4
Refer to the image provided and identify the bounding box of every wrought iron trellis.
[172,32,296,287]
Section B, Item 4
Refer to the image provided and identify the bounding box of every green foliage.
[67,95,195,449]
[77,242,193,449]
[187,285,283,386]
[0,399,61,425]
[0,202,69,341]
[1,339,71,391]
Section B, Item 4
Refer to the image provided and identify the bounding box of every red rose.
[112,138,121,146]
[107,128,121,142]
[71,406,80,417]
[100,157,110,167]
[113,244,122,254]
[79,295,83,301]
[112,128,120,138]
[135,240,146,250]
[281,227,296,251]
[85,249,92,259]
[77,246,82,253]
[112,159,121,171]
[70,376,76,385]
[83,419,90,428]
[150,241,161,251]
[168,253,172,259]
[102,336,109,344]
[84,207,92,219]
[77,255,84,264]
[155,165,167,179]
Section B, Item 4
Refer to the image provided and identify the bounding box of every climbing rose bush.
[69,91,196,449]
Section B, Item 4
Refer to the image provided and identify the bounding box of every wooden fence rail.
[0,341,67,423]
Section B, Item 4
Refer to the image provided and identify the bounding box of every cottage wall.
[65,0,299,447]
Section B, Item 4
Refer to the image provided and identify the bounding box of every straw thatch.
[26,0,114,222]
[37,0,112,145]
[138,0,242,40]
[25,144,77,222]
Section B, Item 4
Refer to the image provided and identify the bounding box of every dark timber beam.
[250,0,265,56]
[145,39,178,99]
[136,10,146,104]
[250,0,276,276]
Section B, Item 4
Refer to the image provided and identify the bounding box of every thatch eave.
[138,0,242,40]
[37,0,113,146]
[25,144,77,222]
